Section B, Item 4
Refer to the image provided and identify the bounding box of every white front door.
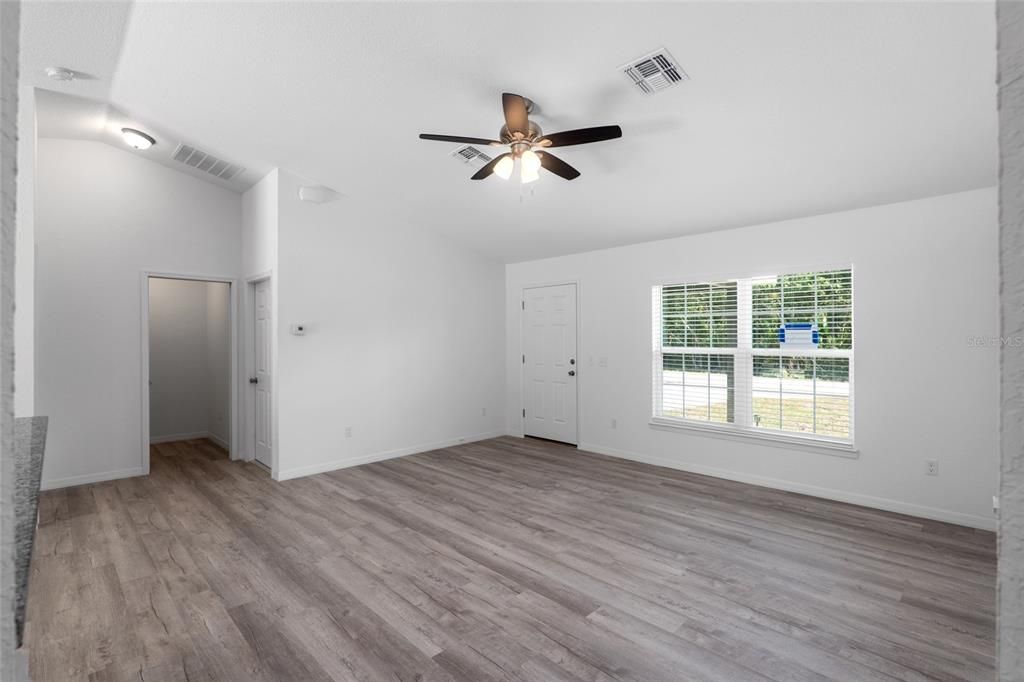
[252,279,273,468]
[523,284,578,445]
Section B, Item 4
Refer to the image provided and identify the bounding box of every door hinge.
[522,354,525,364]
[521,300,525,310]
[522,408,526,418]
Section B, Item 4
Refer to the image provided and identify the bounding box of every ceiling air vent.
[450,144,494,168]
[622,48,688,94]
[172,144,245,182]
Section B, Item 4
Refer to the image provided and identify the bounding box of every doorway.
[522,283,579,445]
[142,273,237,474]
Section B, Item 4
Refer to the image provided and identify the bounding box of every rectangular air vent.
[622,48,688,94]
[450,145,494,168]
[172,144,245,182]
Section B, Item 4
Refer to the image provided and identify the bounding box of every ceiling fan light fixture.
[520,150,541,183]
[494,155,515,180]
[418,92,621,182]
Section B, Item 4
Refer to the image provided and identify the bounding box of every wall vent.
[450,144,494,168]
[622,48,688,94]
[172,144,245,182]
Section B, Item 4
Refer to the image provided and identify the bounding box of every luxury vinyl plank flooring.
[25,437,996,681]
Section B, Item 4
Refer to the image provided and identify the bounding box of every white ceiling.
[23,1,998,263]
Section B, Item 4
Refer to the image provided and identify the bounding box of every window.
[653,268,853,446]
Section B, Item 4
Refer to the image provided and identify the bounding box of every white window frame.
[650,269,856,456]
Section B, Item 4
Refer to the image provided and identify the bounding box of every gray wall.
[999,1,1024,678]
[149,278,230,445]
[1,0,19,677]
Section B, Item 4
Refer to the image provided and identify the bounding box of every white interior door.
[252,279,273,467]
[523,284,578,445]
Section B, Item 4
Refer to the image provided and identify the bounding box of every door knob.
[568,370,575,376]
[569,358,576,365]
[249,377,258,384]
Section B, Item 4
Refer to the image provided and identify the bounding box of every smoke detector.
[621,48,688,94]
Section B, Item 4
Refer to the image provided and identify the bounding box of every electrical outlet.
[344,426,352,438]
[611,418,617,429]
[926,459,938,476]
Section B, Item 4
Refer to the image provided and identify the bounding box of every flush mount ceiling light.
[121,128,156,150]
[419,93,622,183]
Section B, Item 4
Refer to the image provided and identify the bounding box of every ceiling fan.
[419,93,622,183]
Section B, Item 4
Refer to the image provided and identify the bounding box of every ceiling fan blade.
[538,152,581,181]
[419,133,502,146]
[471,152,512,180]
[502,93,530,135]
[539,125,622,148]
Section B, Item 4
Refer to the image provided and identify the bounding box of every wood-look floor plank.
[25,436,996,680]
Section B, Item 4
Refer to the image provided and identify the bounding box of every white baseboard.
[275,431,504,482]
[150,430,229,450]
[41,466,147,491]
[577,441,996,531]
[207,432,230,450]
[150,431,210,444]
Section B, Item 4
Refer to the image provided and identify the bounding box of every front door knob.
[249,377,258,384]
[568,370,575,376]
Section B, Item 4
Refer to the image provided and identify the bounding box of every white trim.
[649,417,857,457]
[242,272,276,476]
[275,431,503,481]
[148,430,230,450]
[651,266,855,450]
[577,441,995,531]
[150,431,210,444]
[644,260,858,291]
[207,432,230,451]
[520,280,581,445]
[42,467,147,491]
[141,270,239,476]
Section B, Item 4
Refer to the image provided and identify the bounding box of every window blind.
[653,268,853,444]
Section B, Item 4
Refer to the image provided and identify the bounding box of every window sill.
[648,417,859,458]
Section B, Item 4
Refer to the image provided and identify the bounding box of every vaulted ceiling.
[22,1,998,262]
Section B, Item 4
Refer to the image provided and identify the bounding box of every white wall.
[506,188,999,530]
[242,168,278,278]
[35,139,241,488]
[273,169,505,479]
[205,280,230,445]
[147,278,230,445]
[149,278,209,439]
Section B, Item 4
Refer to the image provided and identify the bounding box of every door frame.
[140,270,239,475]
[519,280,581,444]
[241,272,277,476]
